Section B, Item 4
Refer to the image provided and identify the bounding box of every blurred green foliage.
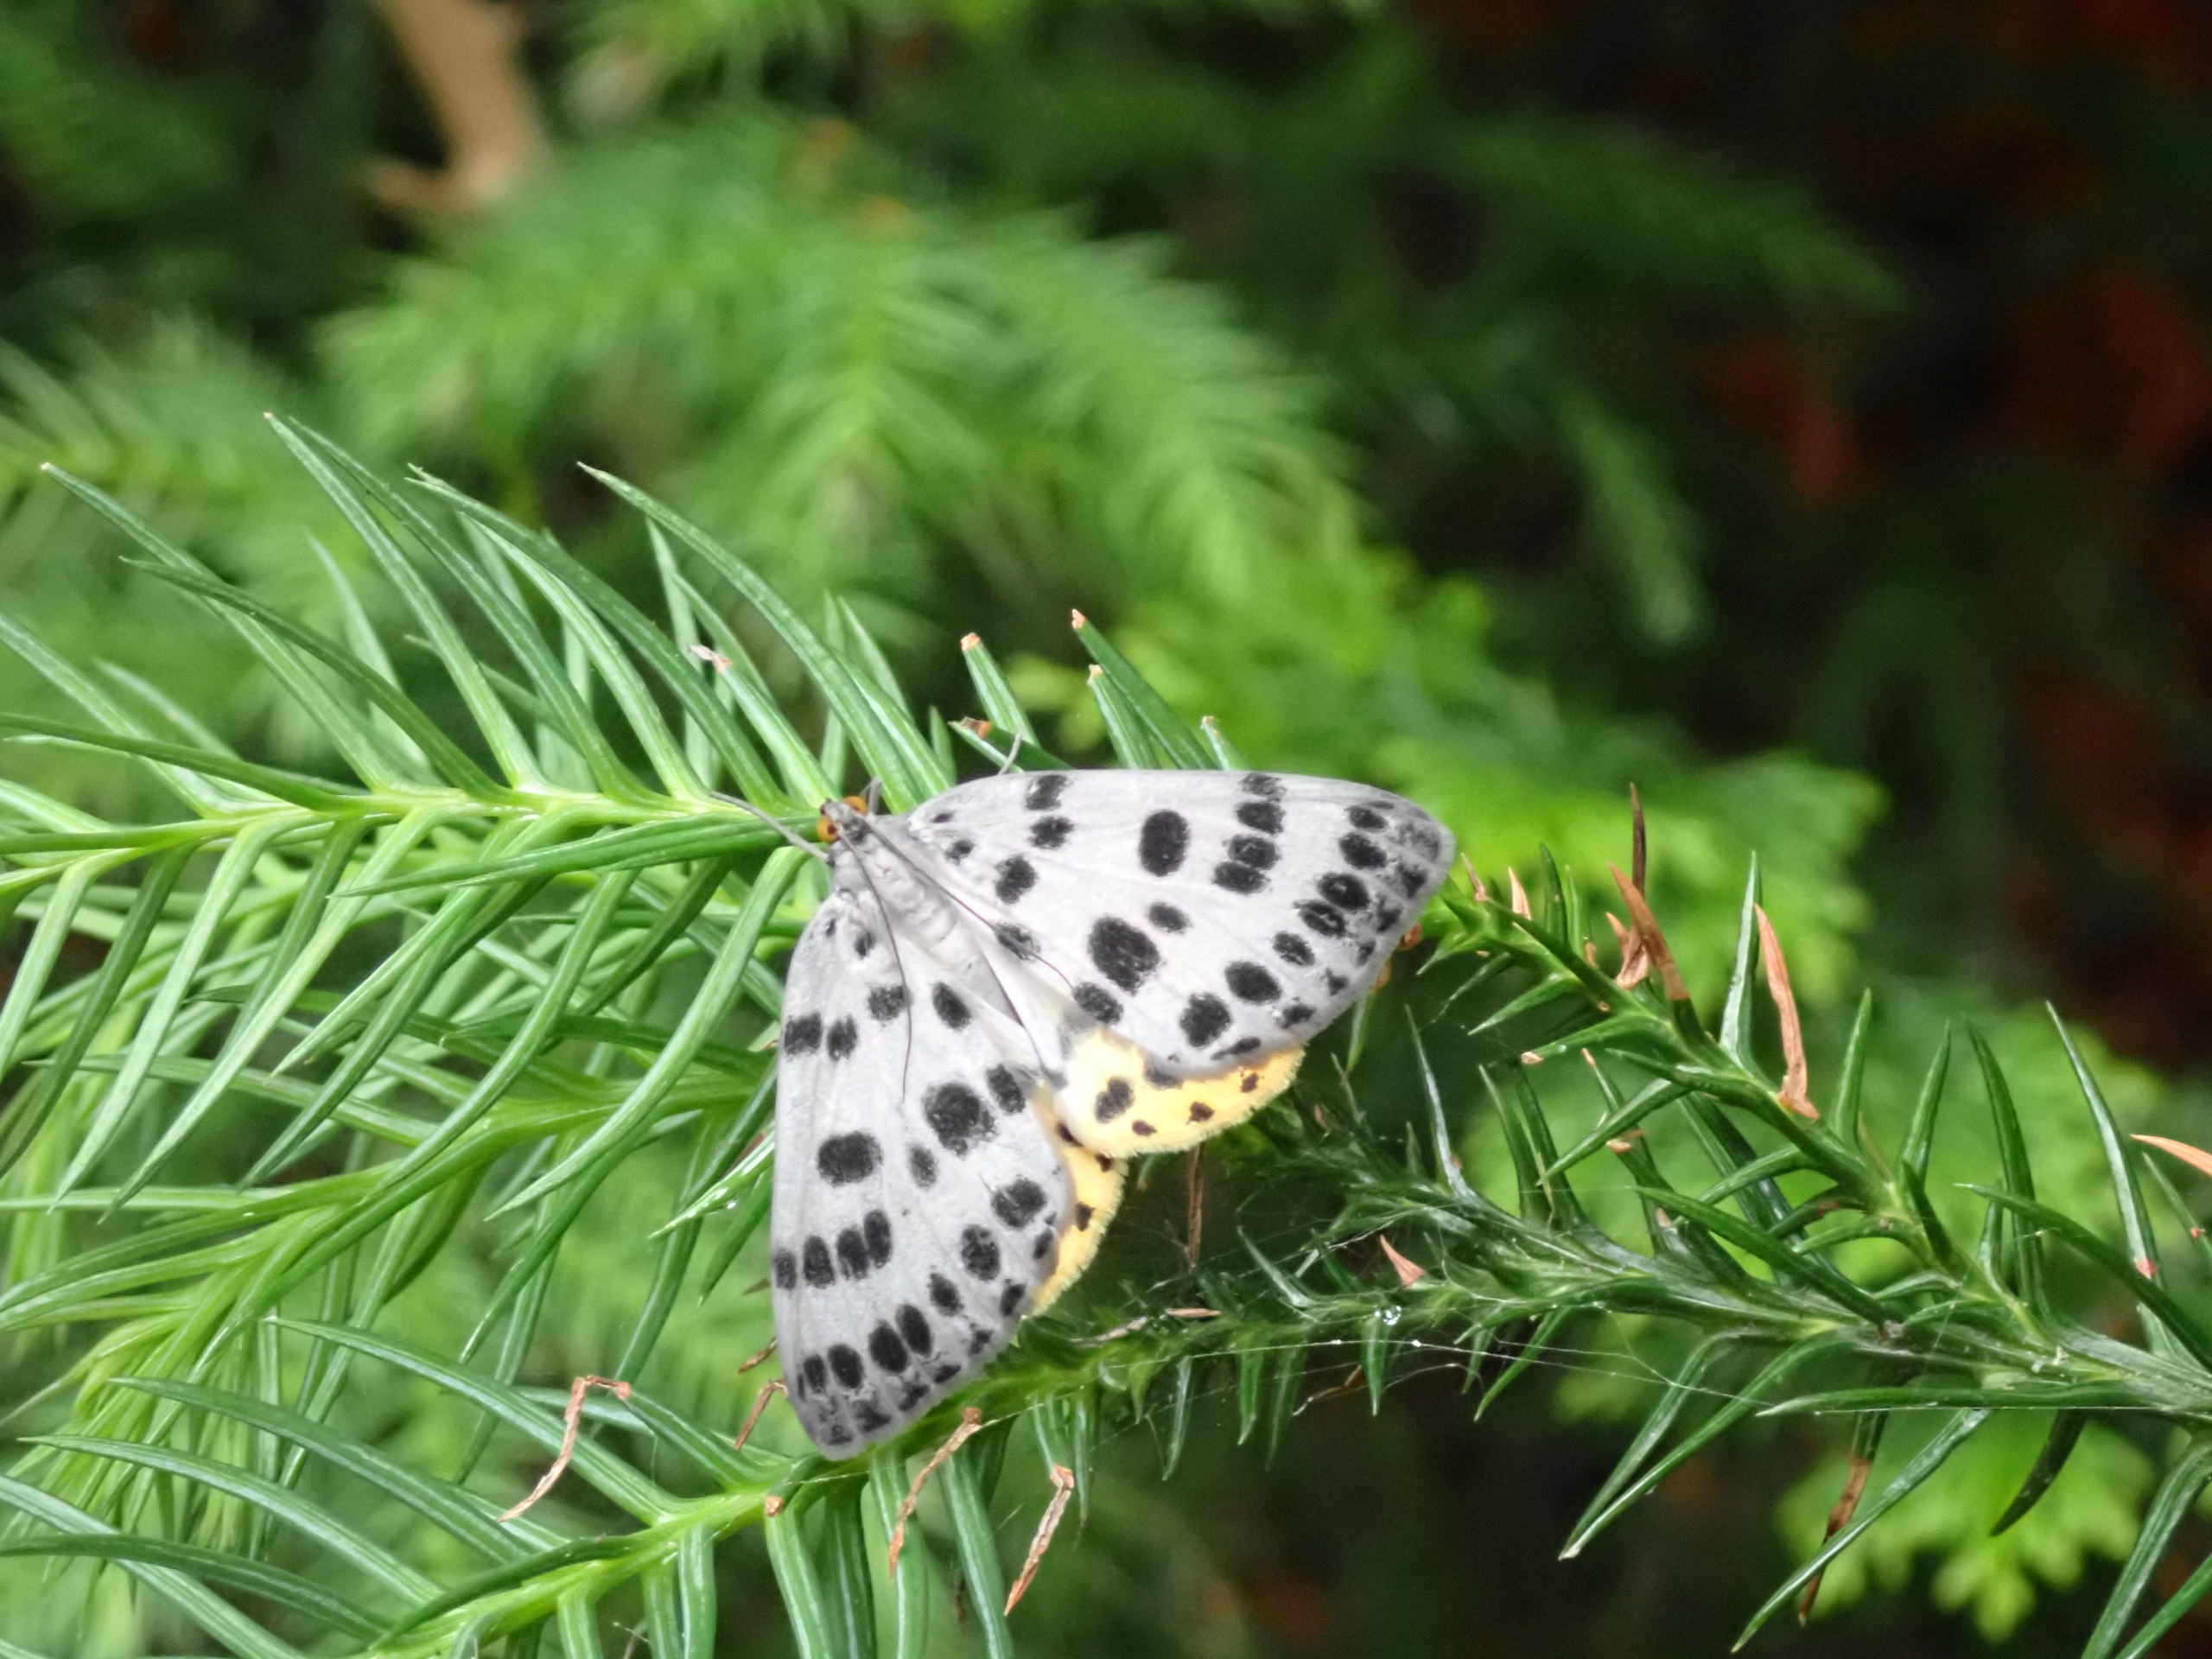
[8,0,2212,1654]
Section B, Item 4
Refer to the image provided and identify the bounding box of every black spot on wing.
[826,1017,858,1060]
[993,1179,1049,1228]
[1074,983,1123,1023]
[1212,861,1266,893]
[1299,901,1348,938]
[1339,834,1388,871]
[1148,903,1188,931]
[867,983,907,1021]
[829,1345,864,1388]
[1140,811,1189,876]
[898,1305,934,1356]
[986,1065,1027,1114]
[1317,872,1370,911]
[928,1273,963,1314]
[772,1249,797,1289]
[865,1209,893,1267]
[924,1083,993,1154]
[999,1282,1027,1317]
[1273,931,1314,967]
[995,856,1037,903]
[1345,804,1387,830]
[1089,915,1160,992]
[803,1237,834,1287]
[1241,772,1284,798]
[931,983,971,1029]
[1095,1077,1133,1122]
[836,1227,870,1280]
[1025,773,1069,810]
[908,1145,938,1186]
[783,1014,822,1056]
[1030,816,1073,849]
[816,1132,880,1185]
[868,1324,909,1373]
[1227,834,1278,870]
[1236,800,1283,833]
[995,922,1039,959]
[1279,1001,1315,1027]
[1225,962,1280,1002]
[960,1226,1001,1279]
[1181,994,1231,1046]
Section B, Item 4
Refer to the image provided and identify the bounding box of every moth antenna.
[863,777,885,813]
[713,793,830,862]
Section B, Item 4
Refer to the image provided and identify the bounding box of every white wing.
[894,768,1454,1072]
[769,857,1112,1456]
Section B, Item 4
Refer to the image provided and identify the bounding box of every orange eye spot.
[816,795,874,842]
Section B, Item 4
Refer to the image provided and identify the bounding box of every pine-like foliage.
[3,441,2212,1656]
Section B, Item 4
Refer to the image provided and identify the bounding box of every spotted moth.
[769,768,1453,1455]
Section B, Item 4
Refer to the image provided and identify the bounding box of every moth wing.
[901,768,1455,1076]
[769,874,1095,1457]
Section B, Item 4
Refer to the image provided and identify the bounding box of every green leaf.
[111,1376,536,1561]
[588,471,941,810]
[500,846,804,1211]
[938,1445,1015,1659]
[1990,1411,2087,1537]
[1564,1332,1741,1549]
[1894,1024,1961,1272]
[765,1495,836,1659]
[817,1478,878,1659]
[1070,612,1211,768]
[63,818,289,1198]
[0,1533,380,1641]
[0,842,189,1177]
[676,1523,721,1659]
[1967,1024,2046,1311]
[264,420,541,787]
[1716,856,1760,1065]
[2051,1007,2167,1325]
[1560,1338,1852,1557]
[29,1433,438,1603]
[2084,1439,2212,1659]
[1967,1189,2212,1372]
[958,634,1035,747]
[1639,1189,1887,1320]
[868,1446,929,1659]
[273,1319,675,1521]
[0,715,356,809]
[1734,1408,1992,1649]
[0,1474,306,1659]
[1832,988,1874,1151]
[1084,660,1167,769]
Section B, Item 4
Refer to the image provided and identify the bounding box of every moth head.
[816,793,874,842]
[816,780,887,842]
